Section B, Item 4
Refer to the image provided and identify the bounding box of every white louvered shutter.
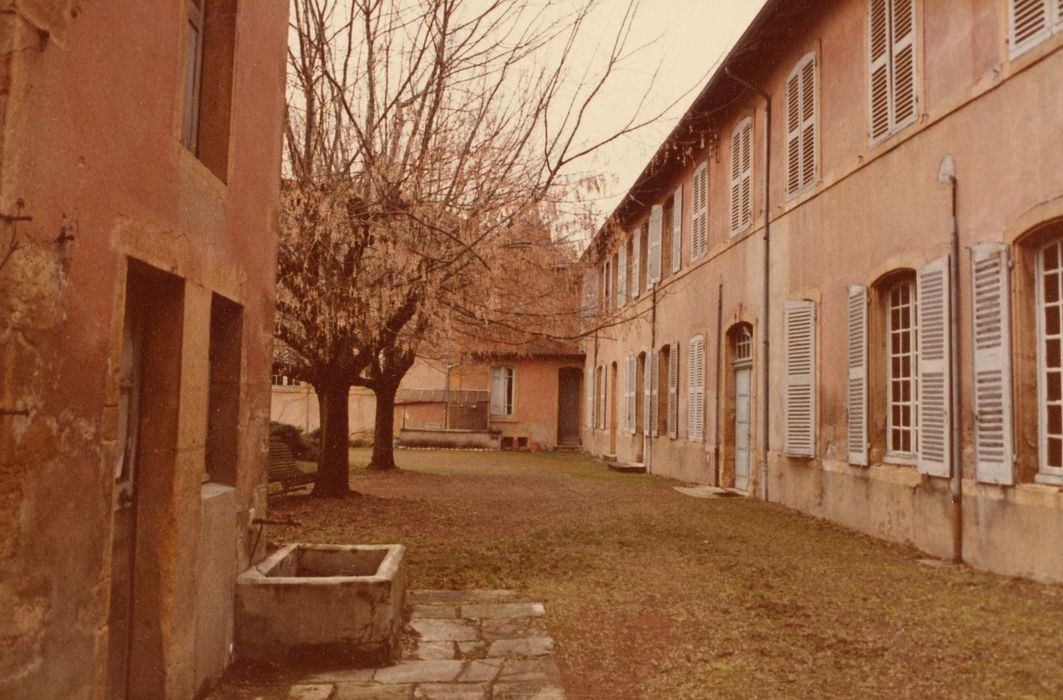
[917,256,951,477]
[891,0,917,132]
[730,119,752,235]
[630,229,641,300]
[800,56,816,192]
[785,70,802,196]
[1056,0,1063,30]
[971,243,1014,485]
[625,355,635,434]
[847,285,869,466]
[671,186,683,274]
[869,0,891,142]
[587,367,595,428]
[649,351,660,437]
[1009,0,1051,57]
[688,336,705,442]
[784,300,816,457]
[643,354,653,437]
[648,205,663,285]
[617,245,627,307]
[691,163,708,259]
[667,343,678,439]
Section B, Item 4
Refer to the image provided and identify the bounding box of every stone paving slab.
[287,591,565,699]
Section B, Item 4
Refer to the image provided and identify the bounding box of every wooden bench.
[268,437,316,496]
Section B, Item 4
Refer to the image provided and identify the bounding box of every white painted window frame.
[1035,239,1063,484]
[884,276,919,465]
[490,365,516,418]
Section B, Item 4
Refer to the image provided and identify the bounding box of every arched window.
[885,274,918,459]
[1037,238,1063,476]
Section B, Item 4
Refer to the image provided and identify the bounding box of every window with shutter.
[581,269,597,319]
[784,300,816,457]
[730,118,753,236]
[867,0,918,144]
[649,351,660,437]
[848,285,869,466]
[630,230,641,300]
[1036,239,1063,482]
[586,366,594,428]
[617,245,627,307]
[1009,0,1053,57]
[688,335,705,442]
[916,256,951,477]
[691,163,708,259]
[626,355,636,434]
[667,343,679,438]
[886,276,918,460]
[643,352,653,437]
[971,243,1014,485]
[648,205,663,285]
[786,53,817,198]
[671,186,683,273]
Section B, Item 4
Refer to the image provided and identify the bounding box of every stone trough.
[235,543,406,665]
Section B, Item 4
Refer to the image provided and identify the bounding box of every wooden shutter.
[785,70,802,196]
[671,186,683,274]
[890,0,917,131]
[730,119,752,235]
[617,245,627,307]
[650,351,660,437]
[971,243,1014,485]
[586,366,594,428]
[800,56,817,191]
[581,269,597,319]
[648,205,663,285]
[784,300,817,457]
[625,355,635,434]
[1009,0,1051,56]
[688,335,705,442]
[630,230,640,300]
[917,256,951,477]
[643,353,653,437]
[692,163,708,259]
[847,285,869,466]
[869,0,891,142]
[1056,0,1063,30]
[667,343,678,439]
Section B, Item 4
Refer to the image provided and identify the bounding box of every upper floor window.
[691,163,708,260]
[1009,0,1063,58]
[729,117,753,236]
[181,0,238,181]
[491,366,515,418]
[868,0,917,144]
[786,53,817,197]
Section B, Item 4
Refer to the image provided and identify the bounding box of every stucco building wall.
[0,2,288,697]
[582,0,1063,582]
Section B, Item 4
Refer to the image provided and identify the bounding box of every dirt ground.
[228,448,1063,699]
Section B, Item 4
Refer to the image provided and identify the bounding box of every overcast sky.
[557,0,767,239]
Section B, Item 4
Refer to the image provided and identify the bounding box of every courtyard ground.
[218,449,1063,699]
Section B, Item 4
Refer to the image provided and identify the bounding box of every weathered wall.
[582,0,1063,581]
[0,1,288,697]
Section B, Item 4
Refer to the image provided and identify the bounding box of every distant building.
[0,2,287,697]
[581,0,1063,583]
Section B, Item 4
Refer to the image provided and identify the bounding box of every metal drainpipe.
[714,281,724,486]
[648,282,658,473]
[939,154,964,564]
[725,67,772,502]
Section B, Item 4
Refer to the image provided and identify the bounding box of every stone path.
[287,590,565,700]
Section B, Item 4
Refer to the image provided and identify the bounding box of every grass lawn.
[250,449,1062,698]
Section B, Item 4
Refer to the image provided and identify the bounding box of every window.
[630,228,641,300]
[182,0,239,180]
[1009,0,1063,58]
[688,336,705,442]
[735,327,752,363]
[886,277,918,460]
[730,117,753,236]
[491,366,515,417]
[868,0,917,144]
[205,294,242,485]
[691,163,708,260]
[1038,239,1063,481]
[786,53,817,197]
[617,243,627,307]
[784,300,816,457]
[670,185,683,274]
[581,268,598,319]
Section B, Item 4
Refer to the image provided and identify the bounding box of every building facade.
[0,1,287,697]
[582,0,1063,583]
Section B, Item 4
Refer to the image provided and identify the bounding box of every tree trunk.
[368,381,399,471]
[313,381,352,497]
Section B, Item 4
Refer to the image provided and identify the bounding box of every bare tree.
[277,0,667,496]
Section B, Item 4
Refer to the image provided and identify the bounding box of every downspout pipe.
[939,154,964,564]
[725,67,772,502]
